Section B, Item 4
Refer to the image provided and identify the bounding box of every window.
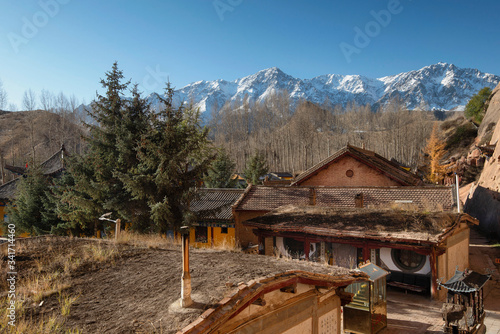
[346,169,354,177]
[391,249,426,272]
[195,226,208,243]
[221,226,228,234]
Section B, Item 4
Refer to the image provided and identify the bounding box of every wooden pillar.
[429,247,438,299]
[264,237,274,256]
[115,219,121,240]
[304,239,310,260]
[181,226,193,307]
[362,246,370,263]
[258,235,264,255]
[211,226,214,247]
[320,242,326,263]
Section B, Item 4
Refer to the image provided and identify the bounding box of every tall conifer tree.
[120,84,215,233]
[59,63,150,232]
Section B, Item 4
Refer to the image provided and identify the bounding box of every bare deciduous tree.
[0,79,7,110]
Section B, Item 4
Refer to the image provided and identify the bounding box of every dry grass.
[116,230,179,249]
[0,237,120,333]
[0,297,81,334]
[212,238,241,252]
[59,293,79,316]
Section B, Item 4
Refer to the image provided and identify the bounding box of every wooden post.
[363,246,370,263]
[115,219,121,240]
[304,239,310,260]
[320,242,326,263]
[181,226,193,307]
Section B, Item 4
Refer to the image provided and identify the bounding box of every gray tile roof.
[234,185,456,212]
[40,146,66,175]
[0,146,67,200]
[4,146,66,177]
[438,269,491,293]
[0,178,19,200]
[191,188,244,221]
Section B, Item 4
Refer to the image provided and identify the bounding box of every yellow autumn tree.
[423,123,447,184]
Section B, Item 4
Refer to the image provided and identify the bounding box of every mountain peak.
[168,63,499,115]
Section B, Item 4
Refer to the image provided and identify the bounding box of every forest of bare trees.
[209,91,436,173]
[1,86,440,184]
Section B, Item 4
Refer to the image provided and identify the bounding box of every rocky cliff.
[464,82,500,237]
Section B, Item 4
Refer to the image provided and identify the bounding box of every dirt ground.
[2,237,349,334]
[2,227,499,334]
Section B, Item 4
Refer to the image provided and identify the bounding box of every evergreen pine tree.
[6,164,60,235]
[57,63,151,233]
[204,149,236,188]
[120,84,215,233]
[465,87,492,124]
[243,151,269,185]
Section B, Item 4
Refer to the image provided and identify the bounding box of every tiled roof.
[438,269,491,293]
[190,188,244,221]
[0,147,67,200]
[244,206,471,244]
[179,270,366,334]
[0,178,19,200]
[40,146,66,175]
[4,146,67,177]
[234,185,456,212]
[292,145,423,186]
[4,165,25,175]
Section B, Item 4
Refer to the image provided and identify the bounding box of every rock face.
[477,83,500,141]
[464,83,500,237]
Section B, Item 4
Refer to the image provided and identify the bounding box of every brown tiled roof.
[291,144,423,186]
[179,270,366,334]
[244,206,473,244]
[234,185,456,212]
[0,178,19,200]
[190,188,244,221]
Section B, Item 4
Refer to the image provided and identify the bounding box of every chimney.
[309,188,316,206]
[180,226,193,307]
[355,193,364,208]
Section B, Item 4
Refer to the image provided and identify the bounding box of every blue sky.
[0,0,499,109]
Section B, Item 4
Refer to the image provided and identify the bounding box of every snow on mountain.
[151,63,500,116]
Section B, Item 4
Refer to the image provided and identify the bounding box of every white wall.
[380,247,431,275]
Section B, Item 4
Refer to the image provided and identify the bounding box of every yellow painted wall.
[190,224,236,249]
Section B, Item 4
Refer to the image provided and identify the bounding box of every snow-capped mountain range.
[154,62,499,116]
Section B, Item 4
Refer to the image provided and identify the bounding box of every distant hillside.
[0,110,85,178]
